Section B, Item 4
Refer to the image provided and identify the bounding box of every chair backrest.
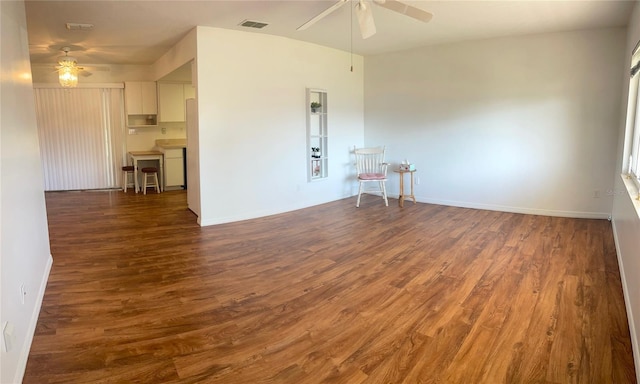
[354,146,387,176]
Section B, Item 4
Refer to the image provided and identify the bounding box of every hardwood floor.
[24,190,636,383]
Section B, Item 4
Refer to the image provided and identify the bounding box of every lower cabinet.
[164,148,185,188]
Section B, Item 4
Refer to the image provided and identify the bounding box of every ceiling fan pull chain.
[351,0,353,72]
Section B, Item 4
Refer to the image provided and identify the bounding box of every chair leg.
[143,173,148,195]
[381,181,388,206]
[356,181,363,207]
[154,173,160,193]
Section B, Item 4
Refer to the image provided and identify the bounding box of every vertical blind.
[34,87,125,191]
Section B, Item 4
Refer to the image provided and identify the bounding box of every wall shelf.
[306,88,328,181]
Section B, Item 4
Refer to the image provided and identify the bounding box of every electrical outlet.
[20,284,26,304]
[593,190,601,198]
[415,176,420,185]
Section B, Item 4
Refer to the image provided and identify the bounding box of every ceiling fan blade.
[375,0,433,23]
[355,0,376,39]
[297,0,349,31]
[82,65,110,72]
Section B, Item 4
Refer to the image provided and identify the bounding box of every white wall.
[195,27,364,225]
[0,1,53,382]
[365,28,625,218]
[153,28,197,81]
[612,3,640,381]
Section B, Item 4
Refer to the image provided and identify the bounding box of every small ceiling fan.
[54,47,109,87]
[297,0,433,39]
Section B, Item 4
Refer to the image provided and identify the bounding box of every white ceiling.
[25,0,635,66]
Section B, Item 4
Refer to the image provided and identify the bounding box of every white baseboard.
[13,253,52,384]
[201,191,611,226]
[412,195,611,220]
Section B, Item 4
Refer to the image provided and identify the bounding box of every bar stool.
[141,167,160,194]
[122,165,135,193]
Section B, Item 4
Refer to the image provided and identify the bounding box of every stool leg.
[123,171,128,193]
[143,173,148,195]
[154,173,160,193]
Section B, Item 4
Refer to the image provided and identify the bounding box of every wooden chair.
[141,167,160,194]
[354,146,389,207]
[122,165,135,193]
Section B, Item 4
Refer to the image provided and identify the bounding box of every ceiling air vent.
[66,23,94,30]
[239,20,268,29]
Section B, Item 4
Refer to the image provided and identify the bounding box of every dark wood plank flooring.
[23,190,636,383]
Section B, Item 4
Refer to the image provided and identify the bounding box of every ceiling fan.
[297,0,433,39]
[55,46,109,87]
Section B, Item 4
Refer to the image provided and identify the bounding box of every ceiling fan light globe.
[58,64,79,87]
[56,46,80,87]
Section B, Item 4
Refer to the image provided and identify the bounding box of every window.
[624,45,640,189]
[34,86,125,191]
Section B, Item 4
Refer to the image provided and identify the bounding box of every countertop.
[129,150,163,156]
[155,139,187,149]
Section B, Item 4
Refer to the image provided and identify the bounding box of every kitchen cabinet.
[184,83,195,100]
[125,81,157,127]
[163,148,185,188]
[158,82,195,122]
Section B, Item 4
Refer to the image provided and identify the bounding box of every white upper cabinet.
[184,83,195,100]
[158,82,195,122]
[158,83,183,122]
[124,81,158,127]
[125,81,157,115]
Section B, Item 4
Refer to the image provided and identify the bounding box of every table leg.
[410,172,416,204]
[159,156,164,192]
[133,159,139,193]
[399,172,405,208]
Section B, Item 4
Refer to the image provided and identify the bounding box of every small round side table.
[393,169,417,208]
